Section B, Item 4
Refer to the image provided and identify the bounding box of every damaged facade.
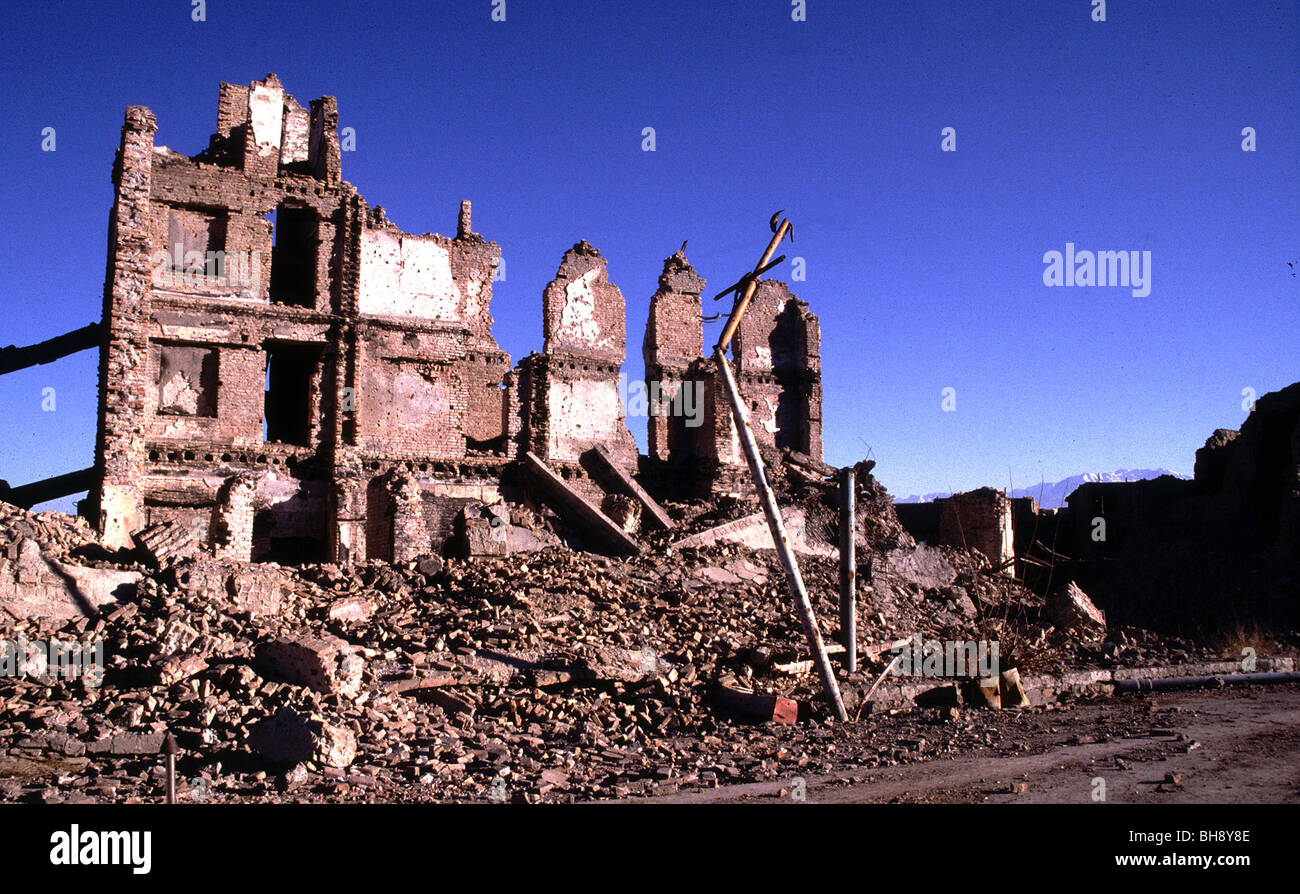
[87,75,825,563]
[644,254,823,497]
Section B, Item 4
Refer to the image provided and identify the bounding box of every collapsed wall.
[896,383,1300,629]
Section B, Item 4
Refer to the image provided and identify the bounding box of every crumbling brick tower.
[516,241,639,478]
[643,248,706,465]
[645,274,824,494]
[730,279,823,460]
[91,74,513,561]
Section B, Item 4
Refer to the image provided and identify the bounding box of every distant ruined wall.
[937,488,1014,573]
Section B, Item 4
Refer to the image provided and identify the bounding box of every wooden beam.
[0,323,101,376]
[0,467,96,509]
[581,444,674,531]
[522,452,641,556]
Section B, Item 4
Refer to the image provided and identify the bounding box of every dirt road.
[645,684,1300,804]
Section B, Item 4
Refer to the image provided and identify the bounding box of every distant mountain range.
[895,469,1191,510]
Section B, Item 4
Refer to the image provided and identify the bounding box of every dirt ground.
[641,683,1300,804]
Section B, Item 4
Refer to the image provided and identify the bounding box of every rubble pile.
[0,463,1258,804]
[0,502,101,562]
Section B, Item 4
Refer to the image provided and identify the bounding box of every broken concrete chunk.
[0,538,141,620]
[173,557,286,617]
[248,707,356,769]
[327,596,377,623]
[254,635,364,697]
[457,501,555,557]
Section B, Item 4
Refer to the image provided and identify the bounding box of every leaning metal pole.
[712,345,848,721]
[839,467,857,673]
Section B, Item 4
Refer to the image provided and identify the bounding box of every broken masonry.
[58,74,825,561]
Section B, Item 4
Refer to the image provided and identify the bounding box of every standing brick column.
[389,470,428,563]
[94,106,157,549]
[213,475,258,561]
[643,249,705,464]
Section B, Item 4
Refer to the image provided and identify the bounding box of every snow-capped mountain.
[895,469,1190,510]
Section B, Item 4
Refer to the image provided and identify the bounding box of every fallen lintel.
[522,452,641,555]
[669,506,834,557]
[581,444,674,531]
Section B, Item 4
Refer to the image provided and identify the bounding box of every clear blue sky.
[1,0,1296,512]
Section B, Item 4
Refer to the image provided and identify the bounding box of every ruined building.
[82,74,824,562]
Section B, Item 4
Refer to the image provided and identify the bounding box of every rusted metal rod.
[839,467,857,673]
[713,346,847,721]
[714,218,791,353]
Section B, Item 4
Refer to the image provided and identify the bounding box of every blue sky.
[1,0,1295,511]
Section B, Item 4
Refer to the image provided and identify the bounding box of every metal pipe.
[1115,672,1300,693]
[715,219,791,354]
[713,347,848,721]
[162,732,179,804]
[839,467,856,673]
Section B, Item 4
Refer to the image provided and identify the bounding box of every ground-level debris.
[249,707,357,769]
[255,636,365,698]
[964,677,1003,709]
[715,683,799,724]
[522,452,641,555]
[999,668,1031,708]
